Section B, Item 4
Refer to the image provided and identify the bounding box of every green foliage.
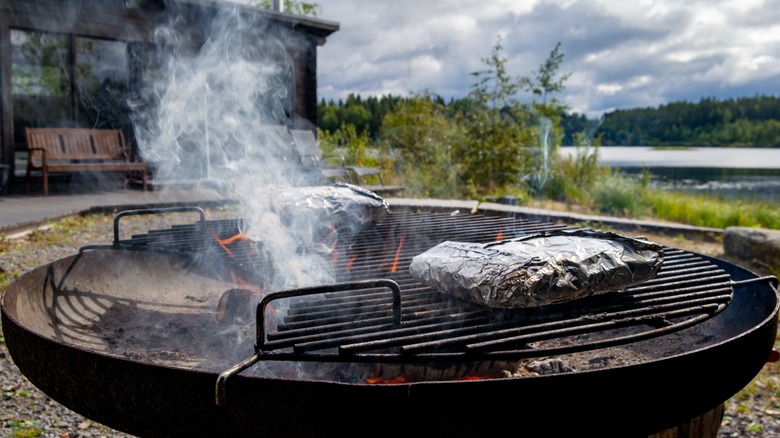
[380,95,463,197]
[520,41,572,107]
[7,421,42,438]
[318,39,576,200]
[592,172,647,217]
[313,39,780,233]
[645,190,780,229]
[457,109,535,195]
[599,95,780,147]
[10,31,69,97]
[458,36,546,196]
[318,123,371,166]
[318,123,392,185]
[544,142,606,204]
[318,94,407,138]
[469,35,522,110]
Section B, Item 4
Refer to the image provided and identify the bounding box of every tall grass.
[592,172,647,218]
[645,189,780,229]
[540,149,780,230]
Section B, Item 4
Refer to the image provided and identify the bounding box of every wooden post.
[649,403,725,438]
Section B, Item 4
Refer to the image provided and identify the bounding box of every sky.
[307,0,780,118]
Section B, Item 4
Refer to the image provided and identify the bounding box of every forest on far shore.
[318,94,780,148]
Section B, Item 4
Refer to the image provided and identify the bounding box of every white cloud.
[314,0,780,116]
[597,84,622,95]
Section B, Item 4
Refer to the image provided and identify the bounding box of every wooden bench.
[25,127,148,196]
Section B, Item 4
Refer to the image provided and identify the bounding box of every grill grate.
[115,209,734,364]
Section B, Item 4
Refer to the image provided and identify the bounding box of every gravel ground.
[1,210,778,437]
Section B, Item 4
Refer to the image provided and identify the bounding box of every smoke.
[135,8,298,185]
[133,6,335,291]
[126,5,398,384]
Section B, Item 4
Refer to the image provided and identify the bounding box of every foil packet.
[270,183,388,223]
[409,229,664,309]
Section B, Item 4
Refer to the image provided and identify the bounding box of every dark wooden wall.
[0,0,338,191]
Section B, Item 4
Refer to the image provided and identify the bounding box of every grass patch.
[0,214,115,291]
[592,172,647,217]
[645,189,780,229]
[540,155,780,230]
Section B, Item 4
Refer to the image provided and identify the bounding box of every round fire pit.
[2,210,778,436]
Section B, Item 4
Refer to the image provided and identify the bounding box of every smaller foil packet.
[409,229,664,309]
[270,183,389,226]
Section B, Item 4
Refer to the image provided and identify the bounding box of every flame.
[214,232,248,259]
[211,232,272,325]
[390,229,406,273]
[213,232,257,259]
[346,256,357,273]
[495,231,504,242]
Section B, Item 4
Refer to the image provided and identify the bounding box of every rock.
[723,226,780,264]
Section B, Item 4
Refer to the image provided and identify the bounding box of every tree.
[469,35,521,111]
[380,94,465,198]
[462,35,537,194]
[521,41,571,107]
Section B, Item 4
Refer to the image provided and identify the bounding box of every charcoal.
[409,229,664,309]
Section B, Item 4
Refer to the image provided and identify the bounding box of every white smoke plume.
[133,6,335,291]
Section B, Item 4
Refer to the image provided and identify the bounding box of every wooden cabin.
[0,0,339,192]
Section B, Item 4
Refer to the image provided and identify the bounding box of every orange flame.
[495,231,504,242]
[390,229,406,273]
[346,256,357,273]
[213,232,258,259]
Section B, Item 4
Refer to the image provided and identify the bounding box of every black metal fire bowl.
[2,247,778,437]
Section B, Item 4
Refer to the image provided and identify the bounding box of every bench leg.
[24,166,48,196]
[24,167,31,194]
[42,168,48,196]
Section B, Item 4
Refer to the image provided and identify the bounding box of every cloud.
[315,0,780,117]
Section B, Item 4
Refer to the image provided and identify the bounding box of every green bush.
[380,96,465,198]
[592,172,646,217]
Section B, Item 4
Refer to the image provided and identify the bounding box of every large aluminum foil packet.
[271,183,389,230]
[409,229,664,309]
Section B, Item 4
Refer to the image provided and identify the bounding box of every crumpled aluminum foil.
[409,229,664,309]
[271,183,389,227]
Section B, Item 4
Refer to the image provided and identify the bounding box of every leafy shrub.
[592,172,646,217]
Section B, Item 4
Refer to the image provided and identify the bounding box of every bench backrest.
[26,128,127,162]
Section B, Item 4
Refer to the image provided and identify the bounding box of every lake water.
[558,146,780,204]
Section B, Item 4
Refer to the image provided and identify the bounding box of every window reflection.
[11,29,71,147]
[76,37,129,131]
[10,30,143,151]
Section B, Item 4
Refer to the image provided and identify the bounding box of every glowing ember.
[365,376,409,385]
[495,231,504,242]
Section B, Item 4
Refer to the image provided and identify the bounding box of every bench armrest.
[27,147,47,166]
